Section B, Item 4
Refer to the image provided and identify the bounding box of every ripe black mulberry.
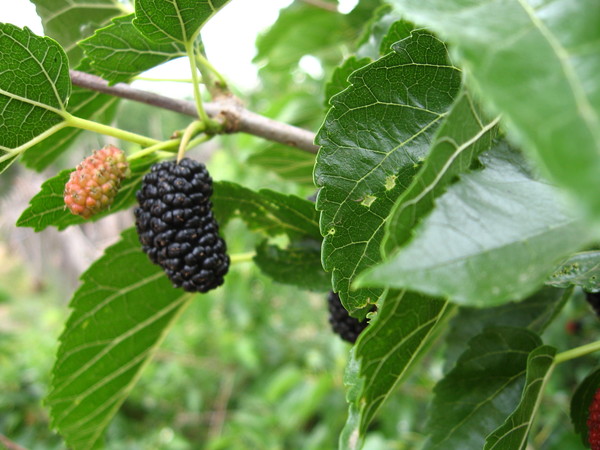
[589,387,600,449]
[134,158,229,293]
[327,291,370,343]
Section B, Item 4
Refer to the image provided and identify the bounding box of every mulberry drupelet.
[327,291,370,343]
[134,158,229,293]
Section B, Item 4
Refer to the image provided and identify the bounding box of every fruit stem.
[229,252,256,264]
[176,121,206,163]
[128,139,180,161]
[554,340,600,364]
[188,134,212,148]
[65,114,159,147]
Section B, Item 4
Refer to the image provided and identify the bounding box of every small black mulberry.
[585,291,600,318]
[134,158,229,293]
[327,291,370,343]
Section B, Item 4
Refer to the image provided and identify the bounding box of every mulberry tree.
[2,0,600,449]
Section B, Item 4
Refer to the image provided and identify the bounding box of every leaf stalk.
[554,340,600,364]
[229,252,256,264]
[185,39,211,125]
[0,121,69,165]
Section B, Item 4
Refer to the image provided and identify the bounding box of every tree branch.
[69,70,319,154]
[0,433,28,450]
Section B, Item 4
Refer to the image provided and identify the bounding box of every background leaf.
[427,327,541,449]
[212,181,320,240]
[355,5,412,59]
[134,0,230,44]
[254,239,330,292]
[255,1,349,79]
[484,345,556,450]
[314,30,461,313]
[343,290,451,442]
[360,142,595,307]
[46,228,191,449]
[80,15,187,84]
[0,24,71,172]
[30,0,124,65]
[571,366,600,447]
[246,146,316,187]
[547,251,600,292]
[16,155,157,231]
[389,0,600,220]
[444,287,569,371]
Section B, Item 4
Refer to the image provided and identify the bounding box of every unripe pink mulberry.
[64,145,130,219]
[588,388,600,449]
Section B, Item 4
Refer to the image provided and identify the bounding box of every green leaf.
[382,89,498,254]
[246,145,316,186]
[427,327,541,449]
[255,2,348,74]
[389,0,600,220]
[212,181,320,240]
[254,239,330,292]
[324,56,370,107]
[16,155,157,231]
[340,348,366,450]
[22,60,120,171]
[133,0,230,44]
[46,228,191,449]
[31,0,124,65]
[80,15,186,84]
[547,251,600,292]
[378,19,414,56]
[0,24,71,173]
[484,345,556,450]
[444,286,569,371]
[343,290,451,443]
[571,367,600,447]
[359,142,595,307]
[314,30,461,313]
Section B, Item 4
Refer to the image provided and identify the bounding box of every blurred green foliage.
[0,223,406,449]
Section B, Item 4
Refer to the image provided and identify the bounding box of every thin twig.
[300,0,338,12]
[0,434,28,450]
[208,373,235,440]
[69,70,319,154]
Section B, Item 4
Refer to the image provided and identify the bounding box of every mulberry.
[134,157,229,293]
[589,388,600,449]
[585,291,600,317]
[64,145,130,219]
[327,291,370,343]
